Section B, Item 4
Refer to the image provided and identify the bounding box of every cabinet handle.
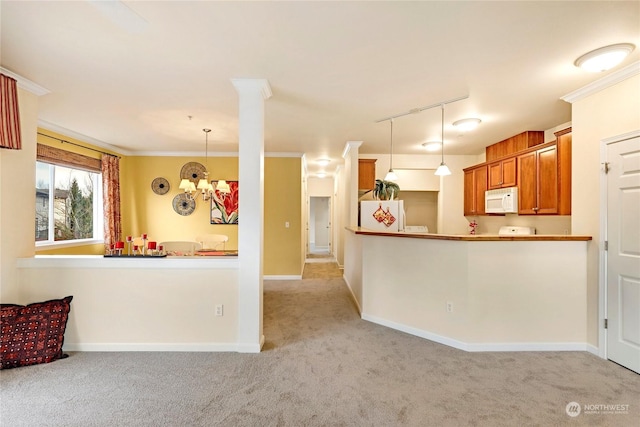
[533,207,539,211]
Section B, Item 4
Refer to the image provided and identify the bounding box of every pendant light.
[196,129,215,200]
[434,104,451,176]
[384,118,398,182]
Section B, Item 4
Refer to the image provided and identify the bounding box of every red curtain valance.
[0,73,22,150]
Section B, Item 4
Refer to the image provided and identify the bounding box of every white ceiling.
[2,1,639,176]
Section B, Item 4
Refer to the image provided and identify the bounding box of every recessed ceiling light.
[452,118,481,132]
[422,142,441,152]
[316,173,327,178]
[316,158,331,166]
[575,43,635,72]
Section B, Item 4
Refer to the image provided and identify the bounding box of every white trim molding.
[264,275,302,280]
[0,67,50,96]
[561,61,640,103]
[363,313,594,353]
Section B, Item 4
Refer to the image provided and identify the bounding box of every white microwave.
[485,187,518,214]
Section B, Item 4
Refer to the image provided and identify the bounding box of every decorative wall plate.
[180,162,206,182]
[151,177,170,195]
[172,193,196,216]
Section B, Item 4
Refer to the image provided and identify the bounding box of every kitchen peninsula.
[344,227,593,352]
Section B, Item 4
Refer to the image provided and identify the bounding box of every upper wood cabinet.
[358,159,376,190]
[555,128,572,215]
[517,128,572,215]
[487,157,517,189]
[517,144,558,215]
[485,131,544,162]
[463,165,487,216]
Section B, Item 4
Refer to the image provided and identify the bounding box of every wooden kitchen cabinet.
[555,128,572,215]
[463,164,487,216]
[517,144,558,215]
[487,157,517,189]
[358,159,376,190]
[485,131,544,162]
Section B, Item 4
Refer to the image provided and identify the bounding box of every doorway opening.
[308,196,331,257]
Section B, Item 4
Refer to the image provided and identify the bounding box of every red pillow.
[0,296,73,369]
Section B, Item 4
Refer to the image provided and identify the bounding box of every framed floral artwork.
[210,180,238,224]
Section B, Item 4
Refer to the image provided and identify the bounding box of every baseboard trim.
[362,314,593,353]
[586,344,600,357]
[63,342,240,352]
[264,275,302,280]
[362,314,468,351]
[342,275,362,315]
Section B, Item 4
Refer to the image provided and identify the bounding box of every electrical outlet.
[446,302,453,313]
[215,304,224,316]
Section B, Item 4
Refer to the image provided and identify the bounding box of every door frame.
[599,129,640,360]
[308,195,332,255]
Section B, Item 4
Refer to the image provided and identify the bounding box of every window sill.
[36,239,104,250]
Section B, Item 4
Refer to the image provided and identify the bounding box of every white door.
[309,197,330,253]
[606,135,640,374]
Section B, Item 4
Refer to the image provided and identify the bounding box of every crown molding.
[231,78,273,99]
[342,141,363,158]
[561,61,640,104]
[0,67,50,96]
[38,120,132,155]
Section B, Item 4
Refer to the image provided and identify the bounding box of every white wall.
[0,87,38,303]
[570,70,640,347]
[307,176,334,196]
[17,257,239,350]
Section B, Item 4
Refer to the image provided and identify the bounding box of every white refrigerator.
[360,200,405,232]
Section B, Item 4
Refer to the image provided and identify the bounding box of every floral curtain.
[0,73,22,150]
[102,154,121,250]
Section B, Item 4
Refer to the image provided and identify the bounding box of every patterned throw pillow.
[0,296,73,369]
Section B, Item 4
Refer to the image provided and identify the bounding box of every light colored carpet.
[1,275,639,426]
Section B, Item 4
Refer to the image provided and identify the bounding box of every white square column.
[232,78,272,352]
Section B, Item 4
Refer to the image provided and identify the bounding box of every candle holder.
[115,241,125,255]
[141,234,148,256]
[133,245,139,256]
[126,235,133,255]
[147,241,157,256]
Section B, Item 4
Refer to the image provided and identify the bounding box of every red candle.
[158,245,164,251]
[133,245,139,251]
[126,236,132,242]
[115,241,125,249]
[147,241,157,250]
[141,233,148,239]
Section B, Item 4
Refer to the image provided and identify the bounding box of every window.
[35,146,103,246]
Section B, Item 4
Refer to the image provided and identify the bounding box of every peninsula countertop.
[346,226,592,241]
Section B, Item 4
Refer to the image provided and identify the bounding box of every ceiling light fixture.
[316,173,327,178]
[575,43,635,72]
[452,118,481,132]
[316,158,331,166]
[180,129,215,201]
[384,119,398,182]
[422,141,441,152]
[434,104,452,177]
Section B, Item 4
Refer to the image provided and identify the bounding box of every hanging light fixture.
[434,104,451,176]
[180,129,215,201]
[216,179,231,194]
[384,119,398,182]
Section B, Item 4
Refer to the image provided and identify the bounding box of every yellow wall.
[121,156,239,249]
[264,157,303,275]
[34,135,304,276]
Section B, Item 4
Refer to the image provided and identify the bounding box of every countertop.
[346,227,592,241]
